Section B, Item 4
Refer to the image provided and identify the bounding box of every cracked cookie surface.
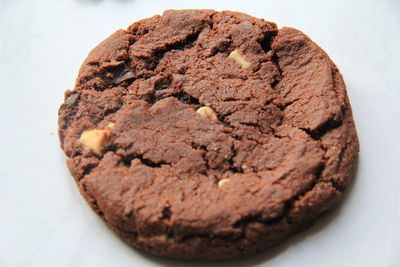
[58,10,359,260]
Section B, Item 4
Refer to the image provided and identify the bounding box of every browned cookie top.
[58,10,359,260]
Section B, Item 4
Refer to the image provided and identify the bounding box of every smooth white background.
[1,0,399,266]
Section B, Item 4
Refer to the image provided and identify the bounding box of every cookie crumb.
[229,50,251,69]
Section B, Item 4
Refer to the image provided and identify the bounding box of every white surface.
[1,0,399,266]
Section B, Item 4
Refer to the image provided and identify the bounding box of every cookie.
[58,10,359,260]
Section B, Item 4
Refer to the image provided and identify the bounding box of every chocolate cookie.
[58,10,359,260]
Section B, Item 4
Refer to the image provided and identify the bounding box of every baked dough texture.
[58,10,359,259]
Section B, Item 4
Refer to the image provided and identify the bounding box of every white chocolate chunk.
[138,234,168,243]
[106,122,115,129]
[229,50,251,69]
[196,106,218,121]
[218,178,230,187]
[79,129,110,154]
